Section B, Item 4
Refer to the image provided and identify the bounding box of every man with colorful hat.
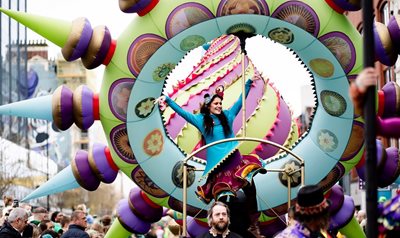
[274,185,331,238]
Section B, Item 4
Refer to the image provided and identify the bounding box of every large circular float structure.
[2,0,400,237]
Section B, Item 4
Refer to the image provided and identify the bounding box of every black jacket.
[196,230,243,238]
[60,224,89,238]
[0,221,23,238]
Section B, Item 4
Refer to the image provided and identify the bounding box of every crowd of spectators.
[0,195,183,238]
[0,196,116,238]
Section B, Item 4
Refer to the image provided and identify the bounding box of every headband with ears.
[204,85,225,105]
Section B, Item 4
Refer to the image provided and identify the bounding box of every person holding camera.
[0,207,29,238]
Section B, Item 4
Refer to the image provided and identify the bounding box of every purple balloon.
[187,216,208,238]
[128,186,163,223]
[117,199,151,234]
[72,150,100,191]
[327,184,344,215]
[330,195,355,230]
[88,143,118,183]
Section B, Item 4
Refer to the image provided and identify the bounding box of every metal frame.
[180,137,305,237]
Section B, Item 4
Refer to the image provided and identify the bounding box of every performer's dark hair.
[200,94,231,136]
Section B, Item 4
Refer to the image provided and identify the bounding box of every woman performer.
[155,74,266,238]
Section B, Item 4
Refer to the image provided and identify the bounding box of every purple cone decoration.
[117,199,151,234]
[128,186,163,223]
[81,25,112,69]
[118,0,159,16]
[330,195,355,230]
[326,184,345,215]
[61,17,93,61]
[374,22,398,66]
[381,82,400,118]
[378,147,400,188]
[52,85,74,131]
[73,85,95,130]
[387,15,400,51]
[71,150,100,191]
[88,143,118,183]
[187,216,209,238]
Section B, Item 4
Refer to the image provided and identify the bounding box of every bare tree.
[0,139,24,196]
[88,183,121,216]
[52,183,121,215]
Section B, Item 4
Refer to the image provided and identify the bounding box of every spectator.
[60,210,89,238]
[196,201,242,238]
[1,207,13,226]
[274,185,331,238]
[39,219,54,233]
[60,216,70,233]
[30,207,49,226]
[86,229,103,238]
[49,211,63,236]
[100,215,111,234]
[90,223,104,235]
[0,207,29,238]
[51,211,64,223]
[22,222,35,238]
[356,210,367,232]
[75,204,87,215]
[40,229,60,238]
[2,196,13,207]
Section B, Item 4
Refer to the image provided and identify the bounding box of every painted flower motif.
[268,27,294,44]
[321,90,346,117]
[281,162,301,183]
[135,97,155,118]
[152,63,175,81]
[180,35,205,51]
[143,130,164,156]
[318,130,338,152]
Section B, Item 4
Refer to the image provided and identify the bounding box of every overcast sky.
[24,0,311,116]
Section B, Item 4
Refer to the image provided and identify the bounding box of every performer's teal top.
[165,79,252,177]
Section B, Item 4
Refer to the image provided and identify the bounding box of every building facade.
[0,1,94,207]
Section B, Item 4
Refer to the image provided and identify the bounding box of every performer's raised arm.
[349,67,400,138]
[228,79,253,117]
[154,95,201,128]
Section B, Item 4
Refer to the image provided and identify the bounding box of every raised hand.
[154,96,167,110]
[349,67,379,115]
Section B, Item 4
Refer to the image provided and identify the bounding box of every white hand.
[355,67,378,93]
[154,96,166,105]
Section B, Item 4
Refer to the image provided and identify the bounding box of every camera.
[12,199,19,208]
